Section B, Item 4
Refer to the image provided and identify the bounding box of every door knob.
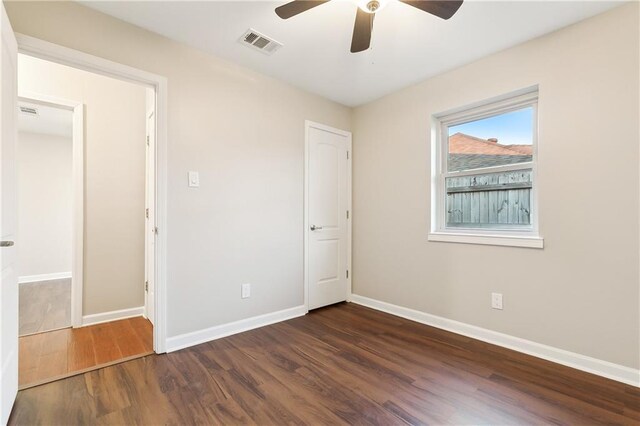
[0,241,14,247]
[310,225,323,231]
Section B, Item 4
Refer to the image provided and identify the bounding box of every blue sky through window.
[448,107,533,146]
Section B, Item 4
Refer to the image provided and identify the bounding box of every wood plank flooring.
[19,278,71,336]
[9,303,639,425]
[19,316,153,389]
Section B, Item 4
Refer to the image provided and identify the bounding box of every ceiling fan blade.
[275,0,331,19]
[351,8,375,53]
[399,0,463,20]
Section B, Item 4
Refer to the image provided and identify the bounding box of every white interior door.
[306,122,351,310]
[0,4,18,423]
[145,109,155,325]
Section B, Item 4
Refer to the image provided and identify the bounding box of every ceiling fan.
[275,0,464,53]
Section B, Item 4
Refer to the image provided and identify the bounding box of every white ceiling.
[18,101,73,138]
[82,0,625,106]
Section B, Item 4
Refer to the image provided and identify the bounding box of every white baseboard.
[166,305,307,353]
[350,294,640,388]
[82,306,145,327]
[18,272,71,284]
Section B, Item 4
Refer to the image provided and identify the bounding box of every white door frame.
[17,92,84,328]
[15,33,169,353]
[303,120,352,312]
[144,106,155,324]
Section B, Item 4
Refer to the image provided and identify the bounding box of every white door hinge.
[145,281,149,292]
[145,208,149,219]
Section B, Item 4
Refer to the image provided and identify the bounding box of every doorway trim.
[303,120,352,312]
[18,92,84,328]
[15,33,169,353]
[144,105,156,325]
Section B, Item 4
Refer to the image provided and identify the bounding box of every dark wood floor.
[19,316,153,389]
[9,303,639,425]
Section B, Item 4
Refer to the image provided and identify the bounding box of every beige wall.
[17,55,147,315]
[352,3,639,369]
[5,1,352,336]
[17,131,72,278]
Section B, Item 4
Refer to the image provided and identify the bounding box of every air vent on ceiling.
[19,106,38,116]
[240,29,283,55]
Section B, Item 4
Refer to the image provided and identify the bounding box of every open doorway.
[16,53,157,389]
[17,100,73,336]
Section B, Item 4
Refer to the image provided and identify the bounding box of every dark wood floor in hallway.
[9,303,639,425]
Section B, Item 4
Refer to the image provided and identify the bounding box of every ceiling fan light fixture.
[356,0,391,14]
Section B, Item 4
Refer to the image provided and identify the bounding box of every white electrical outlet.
[241,283,251,299]
[491,292,503,310]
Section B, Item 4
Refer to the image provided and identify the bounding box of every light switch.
[188,171,199,188]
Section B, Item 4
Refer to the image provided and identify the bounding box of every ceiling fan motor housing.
[366,1,380,13]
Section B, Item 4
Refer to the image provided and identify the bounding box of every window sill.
[428,232,544,249]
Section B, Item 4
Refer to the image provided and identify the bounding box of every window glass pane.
[448,107,533,172]
[446,169,532,228]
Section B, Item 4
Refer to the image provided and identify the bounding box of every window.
[429,88,543,248]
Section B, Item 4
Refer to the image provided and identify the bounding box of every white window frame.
[429,86,543,249]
